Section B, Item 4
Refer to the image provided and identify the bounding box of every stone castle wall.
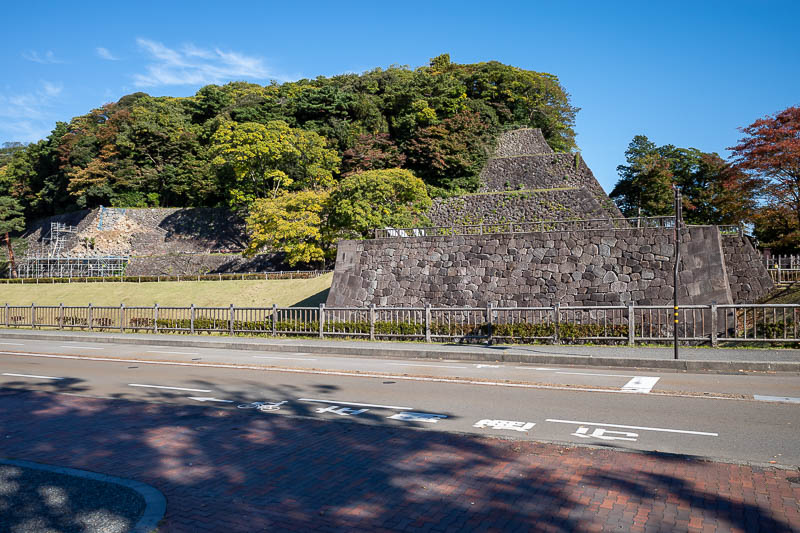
[721,234,774,303]
[327,226,736,308]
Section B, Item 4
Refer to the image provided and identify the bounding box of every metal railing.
[2,302,797,346]
[1,270,332,284]
[770,268,800,285]
[763,254,800,269]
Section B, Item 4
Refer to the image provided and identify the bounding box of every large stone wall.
[721,235,774,303]
[428,188,614,226]
[125,253,285,276]
[327,226,736,307]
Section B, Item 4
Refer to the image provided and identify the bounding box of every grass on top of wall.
[0,273,333,308]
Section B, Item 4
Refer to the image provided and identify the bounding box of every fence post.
[88,303,93,331]
[627,304,635,346]
[190,304,195,335]
[120,303,125,333]
[486,303,493,345]
[553,303,560,345]
[369,304,375,341]
[425,303,432,343]
[4,303,8,328]
[710,303,718,347]
[271,304,277,336]
[59,303,64,330]
[229,304,234,336]
[31,303,36,329]
[154,304,159,334]
[319,303,325,339]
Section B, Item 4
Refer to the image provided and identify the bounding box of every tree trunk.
[5,232,16,278]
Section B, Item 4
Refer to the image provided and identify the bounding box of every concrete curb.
[0,457,166,533]
[2,329,799,372]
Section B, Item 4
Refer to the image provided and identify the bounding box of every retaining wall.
[327,226,742,307]
[721,235,774,303]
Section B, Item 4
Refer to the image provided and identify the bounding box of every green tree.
[327,169,431,239]
[211,120,340,207]
[0,196,25,277]
[245,189,330,266]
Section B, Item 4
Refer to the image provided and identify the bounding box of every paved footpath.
[0,388,798,532]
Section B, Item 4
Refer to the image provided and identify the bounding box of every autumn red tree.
[729,106,800,252]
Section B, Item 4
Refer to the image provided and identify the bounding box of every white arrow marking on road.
[546,418,718,436]
[2,372,63,380]
[188,397,234,403]
[621,376,660,393]
[128,384,211,392]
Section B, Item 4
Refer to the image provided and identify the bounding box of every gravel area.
[0,462,147,533]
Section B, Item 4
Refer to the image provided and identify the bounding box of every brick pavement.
[0,388,797,532]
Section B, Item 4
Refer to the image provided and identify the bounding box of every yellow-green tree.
[211,120,339,207]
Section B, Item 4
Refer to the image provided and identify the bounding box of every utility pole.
[672,185,682,360]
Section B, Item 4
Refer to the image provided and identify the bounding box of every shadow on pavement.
[0,387,797,532]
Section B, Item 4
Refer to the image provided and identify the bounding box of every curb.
[2,329,800,372]
[0,458,166,533]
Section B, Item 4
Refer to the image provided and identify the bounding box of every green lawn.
[0,273,333,308]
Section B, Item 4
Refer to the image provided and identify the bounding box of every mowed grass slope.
[0,273,333,308]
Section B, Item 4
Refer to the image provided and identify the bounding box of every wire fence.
[1,270,332,285]
[2,302,797,346]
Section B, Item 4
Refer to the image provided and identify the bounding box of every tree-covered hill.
[0,54,578,222]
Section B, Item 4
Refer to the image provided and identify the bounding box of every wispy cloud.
[132,38,282,87]
[0,81,64,142]
[22,50,65,64]
[96,47,120,61]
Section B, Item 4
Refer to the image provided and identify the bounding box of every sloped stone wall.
[328,226,735,307]
[722,235,774,303]
[492,128,553,156]
[428,189,615,226]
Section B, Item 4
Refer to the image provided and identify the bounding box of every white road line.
[60,346,105,350]
[754,395,800,404]
[298,398,413,410]
[621,376,660,393]
[546,418,718,436]
[0,343,24,346]
[128,383,211,392]
[2,372,63,380]
[253,356,318,361]
[515,367,563,371]
[386,363,467,369]
[146,350,199,355]
[556,371,635,378]
[0,351,758,403]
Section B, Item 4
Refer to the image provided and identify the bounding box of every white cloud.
[96,47,120,61]
[22,50,64,64]
[0,81,64,142]
[132,38,282,87]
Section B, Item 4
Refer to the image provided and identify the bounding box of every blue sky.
[2,0,798,193]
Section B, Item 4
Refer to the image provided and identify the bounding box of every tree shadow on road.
[0,386,797,533]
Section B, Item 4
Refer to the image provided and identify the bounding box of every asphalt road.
[1,337,799,467]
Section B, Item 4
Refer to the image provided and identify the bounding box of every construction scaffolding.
[13,222,129,279]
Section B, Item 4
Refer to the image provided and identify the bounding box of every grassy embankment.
[0,273,333,308]
[761,284,800,305]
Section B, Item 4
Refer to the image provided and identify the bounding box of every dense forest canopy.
[0,54,578,223]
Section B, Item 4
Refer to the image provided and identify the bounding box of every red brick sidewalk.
[0,388,797,532]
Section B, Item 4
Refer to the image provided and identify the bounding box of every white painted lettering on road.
[298,398,413,410]
[572,426,638,442]
[546,419,718,436]
[473,419,535,432]
[128,383,211,392]
[621,376,660,393]
[388,412,447,423]
[2,372,63,380]
[315,405,369,416]
[754,395,800,404]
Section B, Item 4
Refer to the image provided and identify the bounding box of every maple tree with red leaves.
[730,106,800,252]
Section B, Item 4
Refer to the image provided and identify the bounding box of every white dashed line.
[386,363,467,369]
[3,372,63,380]
[0,343,24,346]
[253,356,317,361]
[546,418,718,436]
[754,395,800,404]
[128,383,211,392]
[556,371,635,378]
[298,398,413,410]
[60,346,105,350]
[146,350,199,355]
